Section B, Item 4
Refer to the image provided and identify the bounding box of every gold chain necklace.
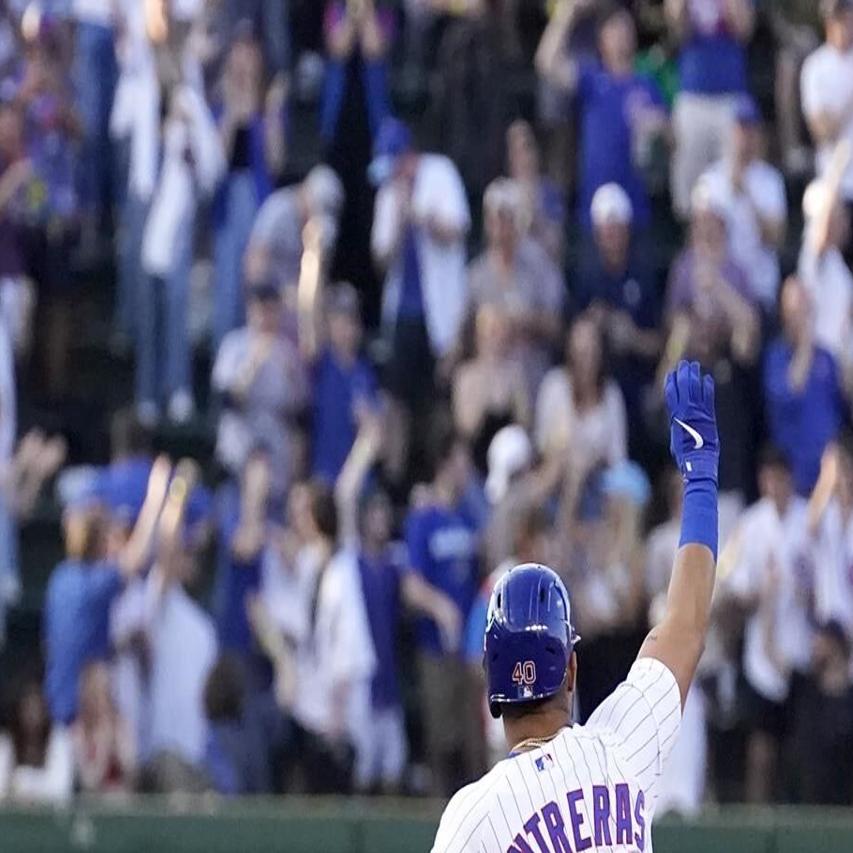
[509,730,563,756]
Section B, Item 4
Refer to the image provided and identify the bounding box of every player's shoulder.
[582,657,681,738]
[432,764,508,852]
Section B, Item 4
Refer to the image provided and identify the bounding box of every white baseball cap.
[485,425,533,504]
[591,183,633,226]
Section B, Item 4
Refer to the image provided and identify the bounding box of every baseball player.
[432,361,719,852]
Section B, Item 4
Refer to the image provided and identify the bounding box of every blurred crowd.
[0,0,852,812]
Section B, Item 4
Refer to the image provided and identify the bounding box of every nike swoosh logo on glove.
[674,418,704,450]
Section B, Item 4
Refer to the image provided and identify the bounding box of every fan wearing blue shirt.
[352,488,408,793]
[403,430,482,796]
[536,2,667,229]
[301,280,379,485]
[213,452,273,656]
[764,277,846,495]
[666,0,755,214]
[577,183,662,456]
[44,456,172,724]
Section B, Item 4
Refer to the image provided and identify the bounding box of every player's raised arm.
[638,361,719,707]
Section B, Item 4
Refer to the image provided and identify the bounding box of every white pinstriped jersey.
[431,658,681,853]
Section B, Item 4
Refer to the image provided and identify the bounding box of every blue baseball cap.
[369,117,413,186]
[733,94,761,126]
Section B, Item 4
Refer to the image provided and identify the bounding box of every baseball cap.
[600,461,651,507]
[590,183,633,226]
[369,117,413,186]
[326,281,361,318]
[483,178,524,217]
[485,425,533,504]
[733,94,761,126]
[303,165,344,219]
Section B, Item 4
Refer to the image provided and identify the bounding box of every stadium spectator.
[72,0,118,256]
[202,654,283,795]
[200,0,291,154]
[429,0,512,196]
[244,165,344,318]
[452,304,530,466]
[212,282,306,499]
[505,119,566,264]
[764,276,846,495]
[769,0,821,177]
[807,438,853,636]
[136,82,223,425]
[70,661,136,795]
[370,118,470,481]
[17,12,81,396]
[0,430,65,648]
[701,95,788,312]
[211,29,275,348]
[536,0,667,229]
[801,0,853,254]
[335,413,478,793]
[129,460,218,792]
[723,448,813,804]
[322,0,391,291]
[482,425,563,574]
[0,123,28,643]
[798,169,853,365]
[467,178,564,394]
[298,272,379,487]
[665,0,755,216]
[789,620,853,804]
[280,484,376,794]
[662,178,760,532]
[350,486,408,794]
[89,410,155,530]
[560,466,647,721]
[44,456,171,725]
[212,451,272,658]
[321,0,391,145]
[0,681,73,803]
[535,314,628,478]
[404,430,482,796]
[577,183,661,459]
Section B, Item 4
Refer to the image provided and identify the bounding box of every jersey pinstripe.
[431,657,681,853]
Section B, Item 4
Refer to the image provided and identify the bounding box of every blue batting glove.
[665,360,719,484]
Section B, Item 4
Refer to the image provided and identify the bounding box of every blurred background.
[0,0,852,849]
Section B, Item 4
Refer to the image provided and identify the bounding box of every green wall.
[1,800,852,852]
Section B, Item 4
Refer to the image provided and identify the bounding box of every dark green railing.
[1,799,852,852]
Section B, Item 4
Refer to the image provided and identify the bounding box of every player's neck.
[503,707,570,753]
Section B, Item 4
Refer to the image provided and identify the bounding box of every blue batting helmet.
[484,564,580,719]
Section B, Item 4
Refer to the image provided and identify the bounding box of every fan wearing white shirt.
[798,168,853,367]
[701,95,787,311]
[253,482,376,794]
[801,0,853,227]
[721,448,813,804]
[111,460,217,788]
[371,117,470,480]
[806,437,853,638]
